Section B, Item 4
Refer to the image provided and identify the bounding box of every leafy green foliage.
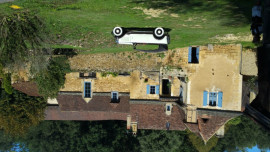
[0,89,47,136]
[138,130,197,152]
[0,9,47,70]
[0,130,14,151]
[210,116,270,152]
[0,73,13,95]
[100,72,118,77]
[187,130,218,152]
[33,56,71,99]
[1,116,269,152]
[21,121,139,152]
[0,64,13,94]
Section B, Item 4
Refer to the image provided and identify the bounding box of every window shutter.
[218,92,223,107]
[156,85,160,94]
[203,91,208,106]
[188,47,192,63]
[196,47,200,62]
[147,85,150,94]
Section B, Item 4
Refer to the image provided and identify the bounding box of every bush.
[0,64,13,94]
[34,56,71,99]
[2,74,13,94]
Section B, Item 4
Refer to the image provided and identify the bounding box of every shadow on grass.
[53,48,77,57]
[131,0,254,26]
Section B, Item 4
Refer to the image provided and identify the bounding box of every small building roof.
[12,81,40,96]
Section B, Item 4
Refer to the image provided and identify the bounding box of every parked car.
[112,27,170,52]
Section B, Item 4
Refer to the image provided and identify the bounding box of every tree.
[0,130,14,152]
[0,9,49,71]
[0,88,47,136]
[33,56,71,99]
[20,121,139,152]
[187,130,218,152]
[210,116,270,152]
[138,129,197,152]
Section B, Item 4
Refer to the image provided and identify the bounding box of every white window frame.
[207,91,221,107]
[111,91,119,101]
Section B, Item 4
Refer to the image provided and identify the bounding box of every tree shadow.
[53,48,78,57]
[131,0,254,26]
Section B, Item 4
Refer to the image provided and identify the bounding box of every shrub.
[34,56,71,99]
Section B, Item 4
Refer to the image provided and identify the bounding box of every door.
[162,79,170,95]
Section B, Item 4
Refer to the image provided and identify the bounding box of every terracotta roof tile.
[130,103,186,131]
[45,106,128,121]
[57,94,130,113]
[197,115,232,142]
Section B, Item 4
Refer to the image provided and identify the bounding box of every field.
[0,0,256,54]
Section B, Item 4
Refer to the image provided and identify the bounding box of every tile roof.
[45,92,238,143]
[130,103,186,131]
[12,81,40,96]
[196,115,233,142]
[57,93,130,113]
[45,106,128,121]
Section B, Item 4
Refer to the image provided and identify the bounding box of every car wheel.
[113,27,123,37]
[154,27,165,38]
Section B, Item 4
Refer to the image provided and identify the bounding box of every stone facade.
[61,44,243,111]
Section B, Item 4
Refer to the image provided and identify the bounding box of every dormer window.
[167,105,171,111]
[165,103,173,115]
[84,82,91,98]
[111,91,119,103]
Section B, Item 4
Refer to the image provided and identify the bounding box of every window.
[203,91,223,107]
[167,105,171,111]
[165,103,173,115]
[147,85,160,94]
[150,86,155,94]
[188,47,199,63]
[209,92,217,106]
[84,82,91,98]
[111,91,119,102]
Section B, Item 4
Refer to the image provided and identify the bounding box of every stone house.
[12,44,243,143]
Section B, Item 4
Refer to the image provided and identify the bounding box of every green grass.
[0,0,255,54]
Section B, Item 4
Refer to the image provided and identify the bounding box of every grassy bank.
[0,0,255,53]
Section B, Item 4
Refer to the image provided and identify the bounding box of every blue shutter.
[188,47,192,63]
[218,92,223,107]
[203,91,208,106]
[196,47,200,62]
[156,85,160,94]
[147,85,150,94]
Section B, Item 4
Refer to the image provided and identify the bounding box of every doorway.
[162,79,171,95]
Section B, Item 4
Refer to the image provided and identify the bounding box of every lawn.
[0,0,255,54]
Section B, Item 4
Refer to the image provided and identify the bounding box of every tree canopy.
[0,9,48,71]
[1,116,270,152]
[0,88,47,136]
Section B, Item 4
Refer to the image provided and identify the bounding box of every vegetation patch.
[101,72,119,77]
[33,56,71,99]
